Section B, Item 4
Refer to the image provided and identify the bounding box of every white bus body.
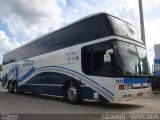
[2,13,151,104]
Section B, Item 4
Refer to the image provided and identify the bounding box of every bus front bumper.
[114,87,151,102]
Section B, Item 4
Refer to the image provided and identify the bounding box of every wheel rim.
[14,84,17,93]
[9,83,12,92]
[68,86,77,101]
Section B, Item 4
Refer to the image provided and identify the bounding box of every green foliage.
[0,64,2,71]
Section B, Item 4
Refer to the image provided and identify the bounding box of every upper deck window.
[108,16,142,43]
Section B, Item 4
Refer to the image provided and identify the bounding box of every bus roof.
[4,12,133,55]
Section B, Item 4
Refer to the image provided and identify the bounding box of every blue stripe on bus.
[15,65,19,80]
[39,66,114,96]
[17,66,114,96]
[25,72,72,85]
[19,84,63,96]
[154,59,160,64]
[124,78,149,84]
[18,67,36,82]
[153,71,160,76]
[38,66,101,86]
[19,84,108,101]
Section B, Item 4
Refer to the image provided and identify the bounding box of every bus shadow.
[1,91,144,112]
[22,92,144,111]
[20,92,65,102]
[81,101,144,111]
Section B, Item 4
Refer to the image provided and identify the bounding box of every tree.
[0,64,2,82]
[0,64,2,71]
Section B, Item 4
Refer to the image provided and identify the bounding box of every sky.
[0,0,160,70]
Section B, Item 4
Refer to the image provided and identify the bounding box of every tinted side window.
[30,39,44,57]
[43,32,59,53]
[15,48,23,61]
[15,44,31,60]
[3,14,112,64]
[59,15,109,48]
[82,40,115,77]
[3,50,16,65]
[3,54,9,65]
[79,15,108,42]
[3,55,6,65]
[25,45,31,58]
[10,51,16,62]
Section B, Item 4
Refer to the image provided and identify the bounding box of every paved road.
[0,85,160,114]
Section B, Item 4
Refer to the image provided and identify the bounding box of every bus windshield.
[114,41,150,76]
[108,16,141,42]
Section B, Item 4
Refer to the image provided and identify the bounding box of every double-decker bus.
[2,12,151,104]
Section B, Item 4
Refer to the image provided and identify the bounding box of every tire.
[13,81,19,94]
[64,81,82,104]
[8,81,13,93]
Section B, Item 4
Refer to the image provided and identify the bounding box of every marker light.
[119,85,124,90]
[119,84,133,90]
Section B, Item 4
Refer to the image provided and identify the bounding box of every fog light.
[128,94,131,97]
[123,95,127,98]
[137,93,143,97]
[128,85,133,89]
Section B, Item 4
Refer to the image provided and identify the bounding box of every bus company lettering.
[23,59,34,67]
[65,51,79,62]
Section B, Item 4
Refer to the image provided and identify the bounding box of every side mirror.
[104,49,113,62]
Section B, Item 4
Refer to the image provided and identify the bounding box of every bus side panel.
[2,65,9,88]
[18,72,72,95]
[2,63,18,88]
[3,42,114,102]
[81,86,108,102]
[19,85,63,96]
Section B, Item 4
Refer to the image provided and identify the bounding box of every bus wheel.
[13,81,19,94]
[8,81,13,93]
[64,81,82,104]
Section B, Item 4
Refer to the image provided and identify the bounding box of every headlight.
[119,84,133,90]
[127,85,133,89]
